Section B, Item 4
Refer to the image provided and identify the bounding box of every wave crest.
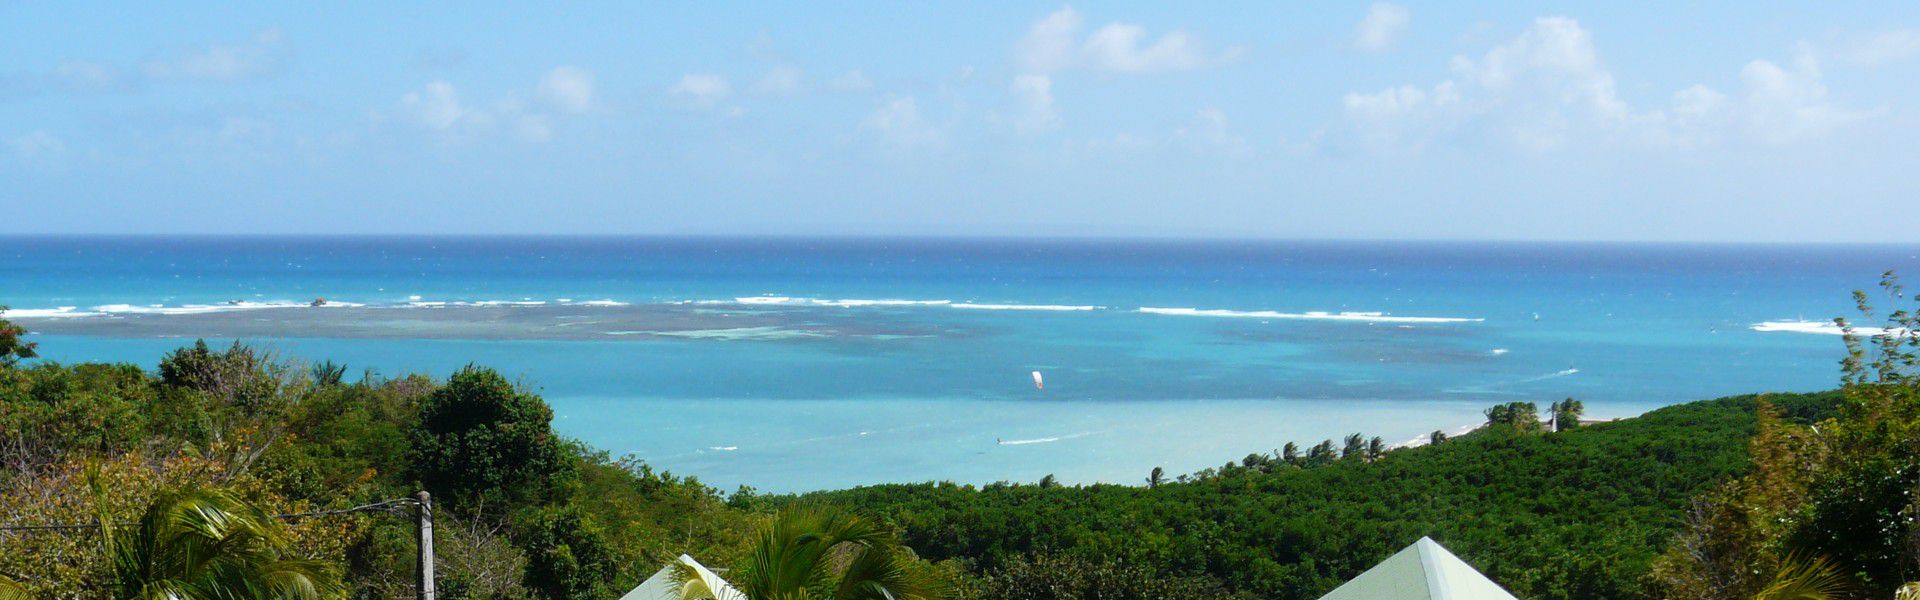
[1138,307,1482,324]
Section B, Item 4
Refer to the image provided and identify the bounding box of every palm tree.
[1146,467,1165,489]
[1341,433,1367,460]
[92,477,343,600]
[1751,553,1850,599]
[677,506,940,600]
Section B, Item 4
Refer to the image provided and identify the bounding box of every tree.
[157,339,279,413]
[1307,440,1336,467]
[977,553,1252,600]
[411,366,573,511]
[0,311,35,368]
[1656,271,1920,596]
[1429,430,1448,445]
[1281,442,1301,466]
[1550,398,1585,432]
[678,506,940,600]
[1037,474,1058,489]
[1147,467,1165,489]
[1367,436,1386,461]
[521,504,617,600]
[1340,433,1366,460]
[1485,402,1542,431]
[92,479,343,600]
[309,360,347,387]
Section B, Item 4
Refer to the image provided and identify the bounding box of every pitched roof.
[1317,537,1519,600]
[618,554,747,600]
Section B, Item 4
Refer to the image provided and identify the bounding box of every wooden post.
[416,491,435,600]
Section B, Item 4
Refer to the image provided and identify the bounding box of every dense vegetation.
[805,392,1839,599]
[3,273,1918,598]
[0,341,763,599]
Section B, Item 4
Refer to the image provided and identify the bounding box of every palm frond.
[89,484,342,600]
[0,575,34,600]
[1753,553,1851,600]
[832,545,940,600]
[739,506,915,600]
[670,561,725,600]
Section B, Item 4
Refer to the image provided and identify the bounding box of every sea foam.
[951,303,1102,311]
[1751,320,1912,336]
[1138,307,1483,324]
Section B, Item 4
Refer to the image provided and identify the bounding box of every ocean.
[3,236,1915,492]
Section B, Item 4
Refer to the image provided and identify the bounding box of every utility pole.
[416,490,436,600]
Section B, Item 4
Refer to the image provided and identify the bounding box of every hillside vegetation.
[807,392,1840,599]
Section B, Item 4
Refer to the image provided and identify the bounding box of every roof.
[1316,537,1519,600]
[617,554,747,600]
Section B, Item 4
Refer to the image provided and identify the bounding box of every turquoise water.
[4,237,1915,491]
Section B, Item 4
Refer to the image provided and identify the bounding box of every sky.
[3,2,1919,241]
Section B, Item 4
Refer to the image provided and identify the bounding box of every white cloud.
[1174,107,1250,157]
[862,96,941,148]
[400,81,470,130]
[1830,29,1920,67]
[752,66,804,95]
[830,70,874,92]
[1010,74,1061,133]
[1343,17,1872,153]
[9,130,65,160]
[1015,7,1232,74]
[52,60,126,92]
[1353,3,1411,52]
[396,82,568,143]
[143,28,286,82]
[669,73,733,109]
[1737,47,1869,143]
[537,66,595,113]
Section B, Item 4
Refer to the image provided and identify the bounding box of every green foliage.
[1551,398,1585,432]
[0,577,30,600]
[965,553,1253,600]
[520,504,619,600]
[310,360,348,387]
[1752,553,1851,600]
[1655,271,1920,597]
[1484,401,1543,431]
[411,366,574,511]
[158,339,282,414]
[803,392,1839,599]
[720,506,941,600]
[0,348,757,599]
[92,479,345,600]
[0,311,36,368]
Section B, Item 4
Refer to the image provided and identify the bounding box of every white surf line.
[997,431,1098,446]
[1751,320,1912,336]
[950,303,1103,311]
[1138,307,1483,323]
[1442,368,1580,395]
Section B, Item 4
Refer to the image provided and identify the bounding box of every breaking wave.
[1752,320,1911,336]
[1138,307,1483,324]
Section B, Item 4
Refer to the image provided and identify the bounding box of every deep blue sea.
[4,237,1916,492]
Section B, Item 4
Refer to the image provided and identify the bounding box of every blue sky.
[4,2,1919,241]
